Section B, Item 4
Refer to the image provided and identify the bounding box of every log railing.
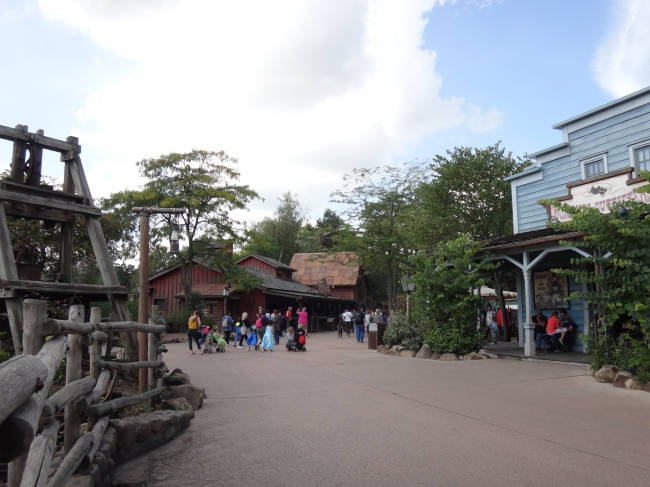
[0,300,167,487]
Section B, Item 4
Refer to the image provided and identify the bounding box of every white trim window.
[635,145,650,173]
[580,152,608,179]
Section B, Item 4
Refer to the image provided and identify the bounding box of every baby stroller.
[204,328,226,353]
[294,328,307,352]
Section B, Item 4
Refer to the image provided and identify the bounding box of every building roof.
[247,268,319,295]
[482,228,584,253]
[235,254,297,272]
[290,253,361,286]
[175,282,231,298]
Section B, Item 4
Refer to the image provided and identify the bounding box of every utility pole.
[132,207,185,393]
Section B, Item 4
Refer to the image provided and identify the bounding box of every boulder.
[161,337,182,344]
[478,349,498,359]
[624,378,646,391]
[163,372,191,386]
[161,397,195,418]
[399,350,416,358]
[464,352,485,360]
[377,345,385,352]
[595,365,618,383]
[416,344,432,359]
[162,384,205,411]
[613,371,633,388]
[439,353,459,361]
[390,345,404,356]
[430,353,441,360]
[645,382,650,393]
[380,349,391,355]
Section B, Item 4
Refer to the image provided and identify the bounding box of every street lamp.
[400,273,415,324]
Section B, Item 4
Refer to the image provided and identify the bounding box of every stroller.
[204,327,226,353]
[294,327,307,352]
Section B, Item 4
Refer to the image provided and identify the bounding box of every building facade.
[491,86,650,354]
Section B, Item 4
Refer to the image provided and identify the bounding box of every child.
[214,331,227,352]
[285,327,295,351]
[261,319,274,352]
[489,319,499,345]
[246,322,258,351]
[337,319,344,338]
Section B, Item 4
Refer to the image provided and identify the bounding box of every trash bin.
[367,322,378,350]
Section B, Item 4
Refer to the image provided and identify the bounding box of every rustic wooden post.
[89,307,102,380]
[0,203,24,354]
[138,210,151,394]
[148,305,158,407]
[64,304,84,455]
[6,300,48,487]
[59,160,74,283]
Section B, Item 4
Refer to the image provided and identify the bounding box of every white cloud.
[593,0,650,98]
[38,0,502,218]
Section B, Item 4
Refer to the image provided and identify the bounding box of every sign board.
[368,322,378,332]
[549,171,649,222]
[534,271,569,310]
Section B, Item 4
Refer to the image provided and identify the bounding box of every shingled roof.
[235,254,297,272]
[289,253,361,287]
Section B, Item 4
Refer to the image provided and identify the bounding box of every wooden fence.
[0,300,166,487]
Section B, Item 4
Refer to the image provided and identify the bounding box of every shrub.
[382,310,423,350]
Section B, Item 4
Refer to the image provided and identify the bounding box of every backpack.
[255,317,263,328]
[354,312,363,323]
[298,335,306,345]
[222,316,229,330]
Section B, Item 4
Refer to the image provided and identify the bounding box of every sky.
[1,0,650,224]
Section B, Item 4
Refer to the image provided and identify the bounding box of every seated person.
[545,310,562,352]
[552,309,577,350]
[284,326,295,350]
[533,311,548,350]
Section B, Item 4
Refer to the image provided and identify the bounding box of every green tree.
[331,161,431,311]
[410,236,494,354]
[101,150,260,298]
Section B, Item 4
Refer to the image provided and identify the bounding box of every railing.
[0,299,166,487]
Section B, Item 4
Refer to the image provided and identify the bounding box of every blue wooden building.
[486,86,650,355]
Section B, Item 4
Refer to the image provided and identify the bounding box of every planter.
[16,263,43,281]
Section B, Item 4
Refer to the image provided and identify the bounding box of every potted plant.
[14,243,44,281]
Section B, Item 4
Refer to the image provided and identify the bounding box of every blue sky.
[1,0,649,221]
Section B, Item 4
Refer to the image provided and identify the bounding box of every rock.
[64,475,94,487]
[464,352,485,360]
[162,384,205,411]
[380,349,391,355]
[478,349,498,359]
[613,371,633,388]
[645,382,650,393]
[416,344,432,359]
[587,365,596,377]
[624,378,645,391]
[430,352,441,360]
[399,350,416,358]
[161,397,195,418]
[377,345,385,352]
[85,462,102,486]
[135,421,152,442]
[595,365,619,383]
[439,353,459,361]
[161,337,182,344]
[162,372,191,386]
[390,345,404,356]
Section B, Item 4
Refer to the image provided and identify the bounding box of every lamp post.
[132,207,185,393]
[400,273,415,324]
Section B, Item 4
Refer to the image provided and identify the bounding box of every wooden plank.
[0,355,48,425]
[0,180,85,203]
[40,319,95,336]
[59,160,75,283]
[2,202,76,223]
[64,305,84,455]
[0,190,101,217]
[94,360,164,371]
[0,280,127,295]
[74,369,111,414]
[9,125,27,183]
[44,433,93,487]
[78,415,109,471]
[95,321,165,333]
[19,419,58,487]
[0,204,23,354]
[0,124,81,154]
[40,376,95,425]
[89,308,102,380]
[0,336,67,463]
[25,131,44,188]
[86,387,164,417]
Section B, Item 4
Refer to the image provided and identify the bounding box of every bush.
[382,310,423,351]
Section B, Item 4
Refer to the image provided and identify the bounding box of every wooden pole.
[0,355,48,425]
[19,418,58,487]
[89,307,102,380]
[64,305,84,455]
[148,305,158,408]
[0,203,24,354]
[138,211,150,393]
[59,160,74,283]
[6,300,47,487]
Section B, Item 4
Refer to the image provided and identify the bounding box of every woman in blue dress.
[261,321,274,352]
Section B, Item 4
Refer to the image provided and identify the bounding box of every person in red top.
[546,311,559,335]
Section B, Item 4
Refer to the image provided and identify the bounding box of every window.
[636,146,650,173]
[584,159,605,178]
[580,152,608,180]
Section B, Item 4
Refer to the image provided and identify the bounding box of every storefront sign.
[534,271,569,310]
[550,171,649,222]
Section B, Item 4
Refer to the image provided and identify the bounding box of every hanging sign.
[549,170,649,223]
[534,271,569,310]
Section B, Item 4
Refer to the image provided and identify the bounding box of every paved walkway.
[114,332,650,487]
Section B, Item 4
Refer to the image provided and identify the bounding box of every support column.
[138,211,150,393]
[522,251,535,357]
[59,161,74,283]
[64,305,84,454]
[0,204,23,354]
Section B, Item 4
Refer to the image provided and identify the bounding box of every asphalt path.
[114,332,650,487]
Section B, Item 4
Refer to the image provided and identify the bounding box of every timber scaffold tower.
[0,123,137,355]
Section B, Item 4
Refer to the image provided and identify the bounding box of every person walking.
[246,316,259,351]
[354,308,365,343]
[342,308,353,337]
[272,309,281,345]
[237,312,250,348]
[256,313,267,350]
[261,318,275,352]
[221,311,233,346]
[285,307,294,329]
[187,310,203,355]
[373,309,383,325]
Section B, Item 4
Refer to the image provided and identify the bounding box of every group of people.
[532,309,577,352]
[186,306,310,355]
[338,307,387,343]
